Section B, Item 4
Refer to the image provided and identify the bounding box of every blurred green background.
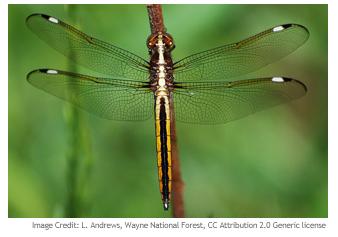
[8,4,327,218]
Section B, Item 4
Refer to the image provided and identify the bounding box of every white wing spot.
[48,17,58,24]
[46,70,58,74]
[273,26,284,32]
[272,77,284,82]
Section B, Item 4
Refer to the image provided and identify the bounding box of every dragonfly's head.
[147,32,175,55]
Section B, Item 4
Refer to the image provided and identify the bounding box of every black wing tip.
[26,69,37,82]
[26,71,35,84]
[279,76,292,81]
[27,69,39,81]
[275,77,308,94]
[26,13,54,24]
[281,23,293,29]
[27,69,59,81]
[293,78,308,93]
[39,13,54,21]
[27,69,49,74]
[279,23,309,35]
[27,13,51,18]
[26,13,42,21]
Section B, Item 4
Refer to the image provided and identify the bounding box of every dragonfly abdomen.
[155,95,172,211]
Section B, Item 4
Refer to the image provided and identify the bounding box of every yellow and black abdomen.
[155,95,172,210]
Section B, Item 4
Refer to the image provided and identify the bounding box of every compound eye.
[148,48,152,55]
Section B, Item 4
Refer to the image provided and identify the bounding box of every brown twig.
[146,4,186,218]
[169,97,185,218]
[146,4,165,33]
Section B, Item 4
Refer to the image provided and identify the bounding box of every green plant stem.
[63,4,93,218]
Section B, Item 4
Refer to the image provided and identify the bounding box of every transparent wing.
[173,77,307,124]
[26,14,150,81]
[173,24,309,82]
[27,69,153,121]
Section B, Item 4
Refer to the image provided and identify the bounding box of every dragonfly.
[26,13,309,211]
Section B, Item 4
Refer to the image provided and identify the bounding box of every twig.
[146,4,186,218]
[169,97,185,218]
[146,4,165,33]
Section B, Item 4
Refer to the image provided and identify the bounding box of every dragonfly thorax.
[148,32,175,89]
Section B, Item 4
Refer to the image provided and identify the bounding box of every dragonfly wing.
[26,14,150,80]
[173,24,309,81]
[173,77,306,124]
[27,69,153,121]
